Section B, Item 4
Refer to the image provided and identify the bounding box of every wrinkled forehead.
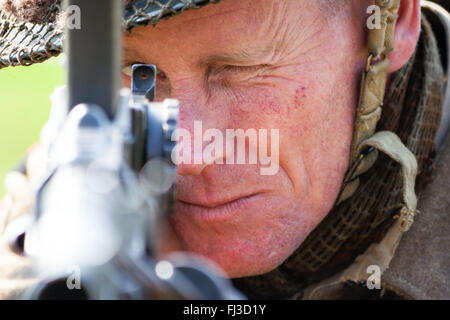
[123,0,320,65]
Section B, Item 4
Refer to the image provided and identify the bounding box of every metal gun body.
[17,0,244,300]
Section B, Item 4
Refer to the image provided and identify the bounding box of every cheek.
[247,74,355,218]
[224,87,286,129]
[290,77,355,215]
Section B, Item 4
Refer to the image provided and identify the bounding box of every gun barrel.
[67,0,122,119]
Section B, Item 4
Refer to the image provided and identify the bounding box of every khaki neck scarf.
[233,16,445,299]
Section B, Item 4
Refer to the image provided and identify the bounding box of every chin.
[170,199,315,278]
[177,232,308,278]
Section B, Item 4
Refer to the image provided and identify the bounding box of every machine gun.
[8,0,243,300]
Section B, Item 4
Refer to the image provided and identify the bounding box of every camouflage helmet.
[0,0,221,69]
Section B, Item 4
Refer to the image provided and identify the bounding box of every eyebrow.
[122,47,140,64]
[199,44,277,67]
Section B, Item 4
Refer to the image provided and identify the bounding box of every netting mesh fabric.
[124,0,220,30]
[0,0,220,68]
[0,0,62,68]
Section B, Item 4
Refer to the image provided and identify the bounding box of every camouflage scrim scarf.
[233,15,445,299]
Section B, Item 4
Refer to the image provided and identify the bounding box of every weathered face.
[123,0,367,277]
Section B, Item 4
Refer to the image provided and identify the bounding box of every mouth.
[175,193,263,222]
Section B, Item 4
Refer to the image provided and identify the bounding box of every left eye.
[219,65,254,73]
[209,64,269,79]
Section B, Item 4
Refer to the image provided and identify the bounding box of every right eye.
[122,64,171,100]
[121,64,168,80]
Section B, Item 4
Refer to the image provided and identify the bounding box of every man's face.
[123,0,367,277]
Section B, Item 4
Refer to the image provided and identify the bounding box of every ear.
[387,0,421,73]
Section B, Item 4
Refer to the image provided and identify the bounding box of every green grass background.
[0,58,64,196]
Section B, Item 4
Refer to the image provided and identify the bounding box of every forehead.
[123,0,320,64]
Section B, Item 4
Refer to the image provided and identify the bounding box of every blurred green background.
[0,58,64,197]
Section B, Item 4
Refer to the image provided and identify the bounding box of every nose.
[174,121,226,177]
[177,162,209,176]
[167,77,228,177]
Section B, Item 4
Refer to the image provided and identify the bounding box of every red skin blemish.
[294,86,307,109]
[261,96,282,115]
[235,91,282,116]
